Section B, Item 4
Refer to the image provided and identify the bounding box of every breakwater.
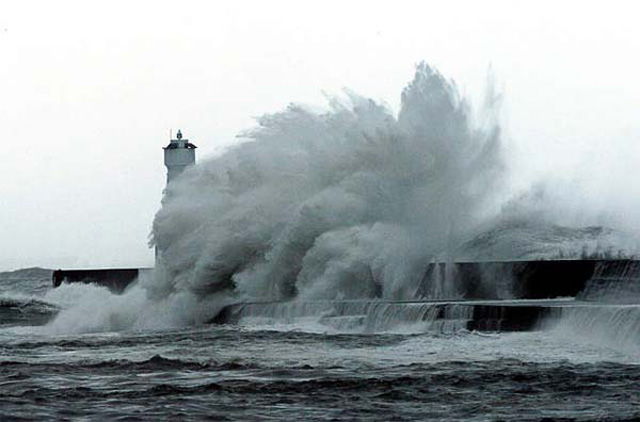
[212,259,640,332]
[52,268,153,293]
[51,259,640,298]
[50,260,640,333]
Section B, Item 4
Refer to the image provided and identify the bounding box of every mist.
[39,62,640,334]
[151,63,639,306]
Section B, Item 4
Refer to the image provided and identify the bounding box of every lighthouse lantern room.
[163,129,197,184]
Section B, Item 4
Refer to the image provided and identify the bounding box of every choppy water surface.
[2,324,639,421]
[3,63,640,420]
[1,269,639,421]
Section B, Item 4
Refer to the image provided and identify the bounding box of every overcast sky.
[1,1,639,270]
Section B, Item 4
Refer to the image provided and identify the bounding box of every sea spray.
[151,63,505,304]
[43,281,233,334]
[42,62,638,334]
[548,305,640,358]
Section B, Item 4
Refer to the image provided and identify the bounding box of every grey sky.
[1,1,639,270]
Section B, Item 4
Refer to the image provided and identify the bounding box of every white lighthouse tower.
[163,129,197,184]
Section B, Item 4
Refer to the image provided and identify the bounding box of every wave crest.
[151,63,503,303]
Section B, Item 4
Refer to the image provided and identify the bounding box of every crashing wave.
[42,62,638,334]
[151,63,505,304]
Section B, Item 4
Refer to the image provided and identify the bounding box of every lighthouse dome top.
[164,129,197,150]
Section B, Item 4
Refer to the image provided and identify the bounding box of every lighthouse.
[163,129,197,184]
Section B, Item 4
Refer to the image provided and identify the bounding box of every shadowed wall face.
[52,269,144,293]
[52,260,639,301]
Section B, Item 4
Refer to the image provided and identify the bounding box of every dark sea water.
[1,268,639,421]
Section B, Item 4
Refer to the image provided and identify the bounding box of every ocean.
[1,267,639,421]
[4,63,640,420]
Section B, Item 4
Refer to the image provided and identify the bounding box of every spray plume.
[44,62,637,334]
[150,63,503,304]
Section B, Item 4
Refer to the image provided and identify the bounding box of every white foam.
[151,63,506,307]
[41,280,232,335]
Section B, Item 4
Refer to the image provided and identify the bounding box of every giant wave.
[44,62,638,334]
